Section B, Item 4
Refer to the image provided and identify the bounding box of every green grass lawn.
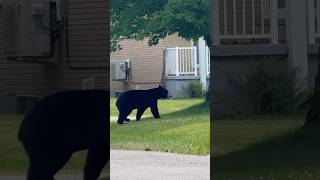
[110,98,210,155]
[0,115,94,175]
[0,98,207,175]
[213,114,320,180]
[3,97,320,179]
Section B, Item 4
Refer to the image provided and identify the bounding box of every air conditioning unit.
[111,60,130,81]
[1,0,63,61]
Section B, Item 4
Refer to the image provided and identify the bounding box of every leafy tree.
[111,0,212,101]
[110,0,211,51]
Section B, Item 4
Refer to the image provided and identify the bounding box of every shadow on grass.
[213,125,320,180]
[118,101,209,124]
[112,101,209,129]
[214,113,305,122]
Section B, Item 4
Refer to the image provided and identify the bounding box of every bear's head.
[156,85,169,99]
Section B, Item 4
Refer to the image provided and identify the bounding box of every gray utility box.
[2,0,51,57]
[111,60,130,81]
[2,0,63,59]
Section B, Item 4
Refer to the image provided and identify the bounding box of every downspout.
[160,47,167,88]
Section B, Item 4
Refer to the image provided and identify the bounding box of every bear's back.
[116,89,158,108]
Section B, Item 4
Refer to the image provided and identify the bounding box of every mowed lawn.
[0,98,208,175]
[3,98,320,179]
[213,115,320,180]
[0,115,94,175]
[110,98,210,155]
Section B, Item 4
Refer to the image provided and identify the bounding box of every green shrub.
[186,80,205,98]
[231,59,305,114]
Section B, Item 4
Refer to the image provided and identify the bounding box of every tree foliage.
[111,0,211,51]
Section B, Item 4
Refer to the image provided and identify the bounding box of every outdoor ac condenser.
[1,0,63,61]
[111,60,130,81]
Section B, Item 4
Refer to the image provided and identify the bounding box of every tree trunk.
[305,46,320,125]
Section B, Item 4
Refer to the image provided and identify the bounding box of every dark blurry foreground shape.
[18,90,110,180]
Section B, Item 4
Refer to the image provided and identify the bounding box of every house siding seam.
[110,35,191,92]
[0,0,109,96]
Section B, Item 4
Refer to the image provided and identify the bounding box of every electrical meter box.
[111,60,131,81]
[1,0,62,60]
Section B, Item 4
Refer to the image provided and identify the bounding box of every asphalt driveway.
[110,150,210,180]
[0,150,210,180]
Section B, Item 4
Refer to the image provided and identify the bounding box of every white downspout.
[198,37,207,90]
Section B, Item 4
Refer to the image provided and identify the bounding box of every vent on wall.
[111,60,130,81]
[82,78,95,90]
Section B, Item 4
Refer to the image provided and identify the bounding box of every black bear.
[18,90,109,180]
[116,85,169,124]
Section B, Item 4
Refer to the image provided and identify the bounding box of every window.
[278,0,286,9]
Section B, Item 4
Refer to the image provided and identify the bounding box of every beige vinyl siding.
[110,35,191,92]
[0,0,108,96]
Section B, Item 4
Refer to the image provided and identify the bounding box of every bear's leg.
[25,148,72,180]
[84,146,108,180]
[117,110,132,124]
[136,107,147,121]
[150,104,160,119]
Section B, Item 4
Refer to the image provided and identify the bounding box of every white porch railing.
[212,0,279,45]
[212,0,320,45]
[165,47,210,77]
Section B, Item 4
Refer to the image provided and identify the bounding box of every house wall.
[0,0,108,113]
[212,56,284,114]
[166,76,210,99]
[307,54,320,93]
[0,0,109,97]
[211,54,320,114]
[211,0,312,114]
[110,35,191,93]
